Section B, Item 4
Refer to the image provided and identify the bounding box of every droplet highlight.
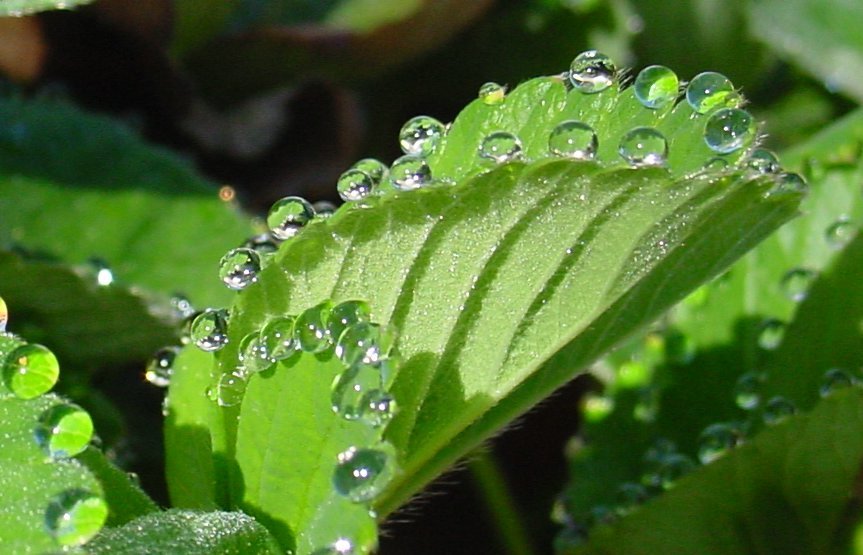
[144,346,179,387]
[781,268,816,302]
[35,404,94,458]
[267,196,315,240]
[704,108,756,154]
[190,309,230,352]
[44,489,108,547]
[3,344,59,399]
[335,322,391,366]
[757,318,785,350]
[568,50,617,93]
[390,154,432,191]
[634,65,679,109]
[399,115,445,156]
[333,445,395,503]
[478,131,523,164]
[619,127,668,167]
[734,372,764,411]
[747,149,780,173]
[686,72,739,114]
[548,120,598,160]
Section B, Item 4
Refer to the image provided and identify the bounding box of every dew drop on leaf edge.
[398,115,445,156]
[618,127,668,167]
[267,196,315,240]
[633,65,679,109]
[548,120,598,160]
[218,247,261,291]
[478,131,523,164]
[35,403,94,458]
[44,489,108,547]
[3,343,60,400]
[703,108,756,154]
[190,309,230,352]
[333,444,396,503]
[337,169,375,202]
[389,154,432,191]
[685,71,739,114]
[478,81,506,105]
[145,346,179,387]
[568,50,617,94]
[819,368,854,397]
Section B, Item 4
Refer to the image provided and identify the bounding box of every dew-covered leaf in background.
[561,389,863,555]
[0,0,94,16]
[748,0,863,103]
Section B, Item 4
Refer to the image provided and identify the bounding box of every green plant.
[2,1,863,554]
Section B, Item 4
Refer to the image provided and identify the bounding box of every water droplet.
[704,108,756,154]
[239,332,272,374]
[819,368,854,397]
[267,196,315,240]
[0,295,7,332]
[703,157,729,171]
[87,258,114,287]
[748,148,780,173]
[568,50,616,93]
[757,318,785,350]
[190,309,230,352]
[337,169,375,202]
[260,316,297,361]
[3,344,59,399]
[825,218,857,248]
[313,200,337,219]
[331,362,382,420]
[781,268,816,302]
[763,396,796,425]
[697,422,740,464]
[686,72,739,114]
[634,65,679,109]
[44,489,108,547]
[351,158,388,185]
[615,482,649,514]
[390,154,432,191]
[328,300,372,344]
[35,404,93,458]
[144,346,179,387]
[242,234,279,257]
[548,120,598,160]
[734,372,764,410]
[333,445,395,502]
[218,248,261,291]
[587,504,618,527]
[335,322,393,366]
[478,131,523,164]
[169,294,196,319]
[659,453,695,489]
[295,302,333,353]
[216,370,247,407]
[618,127,668,167]
[362,390,396,427]
[478,81,506,105]
[311,538,355,555]
[399,115,445,156]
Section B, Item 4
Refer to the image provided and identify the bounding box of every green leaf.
[0,250,176,367]
[0,393,104,551]
[85,509,282,554]
[214,68,800,550]
[0,94,255,309]
[0,0,93,16]
[748,0,863,103]
[76,447,159,527]
[568,388,863,554]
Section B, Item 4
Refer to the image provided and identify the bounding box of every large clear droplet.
[331,362,382,420]
[362,390,397,428]
[781,268,816,302]
[399,115,445,156]
[618,127,668,167]
[328,300,372,344]
[747,148,780,173]
[144,346,179,387]
[568,50,616,93]
[3,343,59,399]
[633,65,679,109]
[351,158,388,185]
[757,318,785,350]
[825,218,857,248]
[819,368,854,397]
[216,370,248,407]
[267,196,316,240]
[190,309,230,352]
[0,295,7,332]
[35,403,94,458]
[763,396,796,425]
[734,372,764,410]
[295,302,333,353]
[478,82,506,105]
[548,120,598,160]
[44,489,108,547]
[337,169,375,202]
[704,108,756,154]
[764,172,808,200]
[389,154,432,191]
[697,422,740,464]
[478,131,523,164]
[685,72,739,114]
[218,248,261,290]
[260,316,297,361]
[333,445,395,503]
[239,332,272,374]
[335,322,393,366]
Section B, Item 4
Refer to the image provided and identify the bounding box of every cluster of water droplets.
[0,296,107,547]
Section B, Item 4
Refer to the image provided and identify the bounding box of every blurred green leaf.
[0,0,93,16]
